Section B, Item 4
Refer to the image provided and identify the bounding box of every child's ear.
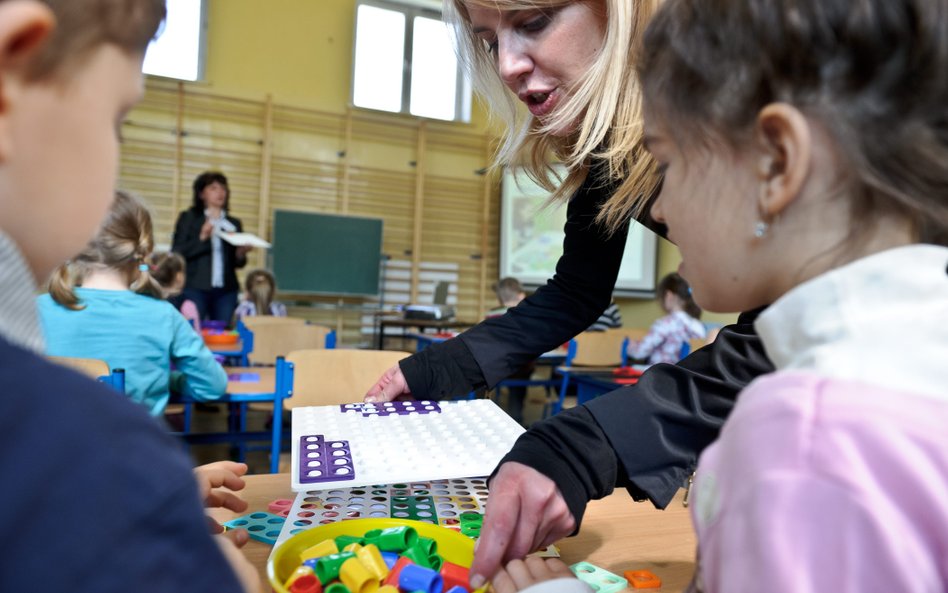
[0,1,54,158]
[754,103,812,219]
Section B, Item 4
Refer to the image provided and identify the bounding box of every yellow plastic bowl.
[268,518,477,593]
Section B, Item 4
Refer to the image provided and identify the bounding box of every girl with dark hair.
[171,171,250,324]
[626,272,704,365]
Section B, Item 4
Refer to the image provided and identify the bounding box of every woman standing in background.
[172,171,250,324]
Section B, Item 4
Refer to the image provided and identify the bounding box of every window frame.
[352,0,471,122]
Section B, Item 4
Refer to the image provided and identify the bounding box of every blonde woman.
[364,1,774,586]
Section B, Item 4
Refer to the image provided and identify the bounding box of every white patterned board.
[273,477,491,549]
[291,399,525,491]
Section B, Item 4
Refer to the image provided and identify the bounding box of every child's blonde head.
[149,251,186,297]
[49,190,163,309]
[245,269,277,316]
[18,0,165,82]
[638,0,948,250]
[445,0,662,232]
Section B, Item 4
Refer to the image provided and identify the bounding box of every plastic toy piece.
[300,435,356,484]
[314,551,357,584]
[222,512,285,545]
[285,566,320,593]
[624,569,661,589]
[439,561,470,593]
[356,544,390,580]
[335,535,365,549]
[380,552,400,570]
[301,538,341,561]
[383,557,413,588]
[364,526,418,552]
[324,583,352,593]
[340,401,442,417]
[398,563,444,593]
[269,498,294,514]
[444,587,469,593]
[569,562,629,593]
[343,542,364,553]
[339,557,378,593]
[377,586,399,593]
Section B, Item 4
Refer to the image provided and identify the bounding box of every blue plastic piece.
[445,586,468,593]
[381,551,399,569]
[569,562,628,593]
[398,563,443,593]
[223,511,286,545]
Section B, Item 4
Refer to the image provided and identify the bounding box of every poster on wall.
[500,165,658,297]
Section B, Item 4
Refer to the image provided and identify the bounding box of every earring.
[753,221,769,238]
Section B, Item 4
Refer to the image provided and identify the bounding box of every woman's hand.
[364,364,411,402]
[491,557,579,593]
[469,462,575,589]
[199,219,215,241]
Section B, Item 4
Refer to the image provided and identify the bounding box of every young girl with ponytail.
[38,190,227,416]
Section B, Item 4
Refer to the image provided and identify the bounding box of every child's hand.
[214,533,262,593]
[194,461,249,533]
[491,557,579,593]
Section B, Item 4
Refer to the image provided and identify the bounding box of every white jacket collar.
[756,244,948,401]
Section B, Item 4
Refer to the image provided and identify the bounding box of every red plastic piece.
[383,556,413,588]
[439,561,470,592]
[612,366,644,378]
[289,574,324,593]
[624,569,661,589]
[268,498,293,513]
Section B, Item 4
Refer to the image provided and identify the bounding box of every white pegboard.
[291,399,525,491]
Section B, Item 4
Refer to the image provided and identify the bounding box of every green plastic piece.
[325,583,352,593]
[314,551,357,584]
[569,562,628,593]
[334,535,364,549]
[416,537,438,556]
[364,526,418,552]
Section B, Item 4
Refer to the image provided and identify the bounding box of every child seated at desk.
[38,191,228,417]
[626,272,705,365]
[234,268,286,321]
[150,251,201,331]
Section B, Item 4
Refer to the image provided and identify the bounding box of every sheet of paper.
[218,231,271,248]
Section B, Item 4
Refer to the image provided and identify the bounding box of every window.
[143,0,206,82]
[352,0,472,122]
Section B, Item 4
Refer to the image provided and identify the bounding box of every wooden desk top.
[209,473,696,592]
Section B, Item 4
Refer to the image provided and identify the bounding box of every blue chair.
[49,356,125,393]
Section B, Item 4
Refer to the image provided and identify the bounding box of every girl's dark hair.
[49,190,163,309]
[638,0,948,248]
[245,269,276,316]
[658,272,701,319]
[191,171,230,211]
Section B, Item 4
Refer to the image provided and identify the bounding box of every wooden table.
[208,473,696,592]
[377,317,478,349]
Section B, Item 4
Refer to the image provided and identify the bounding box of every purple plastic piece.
[227,372,260,382]
[339,401,442,417]
[299,435,355,484]
[204,320,228,330]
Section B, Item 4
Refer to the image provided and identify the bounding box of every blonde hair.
[445,0,662,232]
[48,190,163,310]
[245,269,277,316]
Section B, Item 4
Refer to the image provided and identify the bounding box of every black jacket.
[399,166,775,521]
[171,208,247,292]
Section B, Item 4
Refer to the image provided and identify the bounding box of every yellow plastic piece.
[356,544,389,580]
[284,565,316,590]
[377,586,399,593]
[269,518,482,593]
[343,542,364,553]
[339,557,378,593]
[299,538,340,561]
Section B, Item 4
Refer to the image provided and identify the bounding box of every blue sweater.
[0,336,244,591]
[38,288,227,415]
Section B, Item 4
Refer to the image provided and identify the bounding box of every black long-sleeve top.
[399,166,775,522]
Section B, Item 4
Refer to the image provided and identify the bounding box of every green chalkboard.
[271,210,383,296]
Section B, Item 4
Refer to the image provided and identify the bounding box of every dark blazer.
[171,208,247,292]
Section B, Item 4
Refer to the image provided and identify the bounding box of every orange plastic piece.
[624,569,661,589]
[202,330,238,345]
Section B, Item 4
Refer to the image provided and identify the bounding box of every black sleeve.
[400,171,629,398]
[496,308,774,524]
[171,210,210,260]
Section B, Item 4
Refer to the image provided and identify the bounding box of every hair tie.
[139,264,149,272]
